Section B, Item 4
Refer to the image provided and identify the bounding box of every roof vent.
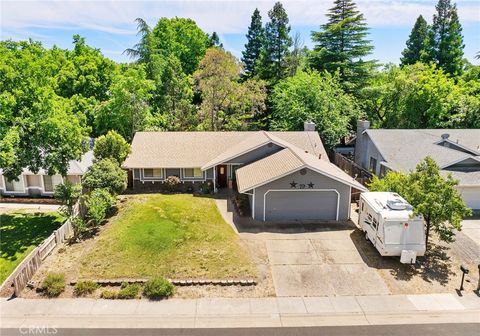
[304,121,316,132]
[387,199,413,211]
[441,133,450,140]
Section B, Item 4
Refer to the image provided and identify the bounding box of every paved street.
[461,219,480,245]
[1,324,478,336]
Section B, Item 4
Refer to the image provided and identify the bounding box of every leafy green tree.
[401,15,430,66]
[95,66,154,141]
[369,157,471,249]
[429,0,464,76]
[150,55,196,130]
[242,8,264,76]
[54,180,82,217]
[82,159,127,194]
[310,0,375,92]
[86,188,115,226]
[361,63,470,128]
[150,17,209,75]
[93,130,131,164]
[257,2,292,82]
[0,40,90,180]
[194,48,267,131]
[269,70,358,148]
[124,18,153,65]
[57,35,116,101]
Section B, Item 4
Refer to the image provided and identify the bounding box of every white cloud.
[1,0,478,39]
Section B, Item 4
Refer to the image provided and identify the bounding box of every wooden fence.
[333,152,372,202]
[2,215,74,297]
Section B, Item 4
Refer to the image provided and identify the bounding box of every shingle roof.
[123,131,326,169]
[365,129,480,186]
[236,146,367,193]
[0,151,94,176]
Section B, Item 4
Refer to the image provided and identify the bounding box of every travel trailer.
[359,192,426,264]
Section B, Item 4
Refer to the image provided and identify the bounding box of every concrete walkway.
[2,294,479,328]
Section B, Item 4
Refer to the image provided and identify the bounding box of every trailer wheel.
[365,232,370,242]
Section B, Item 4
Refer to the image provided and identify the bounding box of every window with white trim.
[5,177,24,192]
[184,168,203,178]
[43,175,63,192]
[144,168,163,178]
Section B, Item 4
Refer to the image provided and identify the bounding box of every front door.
[217,165,227,188]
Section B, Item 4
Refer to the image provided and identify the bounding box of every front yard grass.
[0,212,65,283]
[80,194,256,279]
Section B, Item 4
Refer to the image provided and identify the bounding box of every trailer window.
[372,218,378,230]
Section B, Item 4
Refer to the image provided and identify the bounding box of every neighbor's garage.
[265,190,339,221]
[251,168,352,222]
[458,186,480,210]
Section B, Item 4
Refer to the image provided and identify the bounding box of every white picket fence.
[1,205,78,296]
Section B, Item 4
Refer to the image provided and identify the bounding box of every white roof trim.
[237,163,368,193]
[440,155,480,169]
[201,137,287,170]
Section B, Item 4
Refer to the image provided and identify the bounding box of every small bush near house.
[54,181,81,217]
[82,158,127,194]
[86,188,115,226]
[71,217,87,241]
[42,273,65,297]
[117,282,141,299]
[164,175,181,192]
[74,280,99,296]
[233,193,250,216]
[100,290,118,299]
[143,277,175,299]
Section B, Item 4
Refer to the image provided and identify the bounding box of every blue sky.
[1,0,479,65]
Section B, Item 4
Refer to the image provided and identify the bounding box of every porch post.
[213,166,217,193]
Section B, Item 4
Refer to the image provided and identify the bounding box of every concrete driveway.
[461,219,480,245]
[263,226,390,297]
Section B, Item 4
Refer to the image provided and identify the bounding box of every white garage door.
[264,190,339,221]
[459,187,480,210]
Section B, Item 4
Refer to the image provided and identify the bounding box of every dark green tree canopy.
[93,130,131,164]
[310,0,375,92]
[257,2,292,82]
[242,8,264,76]
[401,15,430,66]
[429,0,464,76]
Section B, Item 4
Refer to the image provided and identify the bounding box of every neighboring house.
[122,124,367,222]
[354,120,480,210]
[0,151,94,197]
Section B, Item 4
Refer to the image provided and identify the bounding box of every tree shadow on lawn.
[350,229,454,286]
[0,213,64,262]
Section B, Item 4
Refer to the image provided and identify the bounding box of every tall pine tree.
[257,2,292,82]
[310,0,375,92]
[401,15,429,66]
[429,0,464,76]
[242,8,264,76]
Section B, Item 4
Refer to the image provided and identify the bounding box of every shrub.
[164,175,181,192]
[71,217,87,241]
[82,158,127,194]
[54,181,81,217]
[86,188,115,226]
[117,282,141,299]
[143,277,175,299]
[74,280,99,296]
[101,290,118,299]
[93,130,131,164]
[42,273,65,297]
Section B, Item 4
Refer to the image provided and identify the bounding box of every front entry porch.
[213,164,240,192]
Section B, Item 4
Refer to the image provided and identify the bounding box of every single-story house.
[0,151,94,197]
[122,124,366,222]
[354,120,480,210]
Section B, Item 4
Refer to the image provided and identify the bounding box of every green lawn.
[0,212,65,283]
[80,194,256,279]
